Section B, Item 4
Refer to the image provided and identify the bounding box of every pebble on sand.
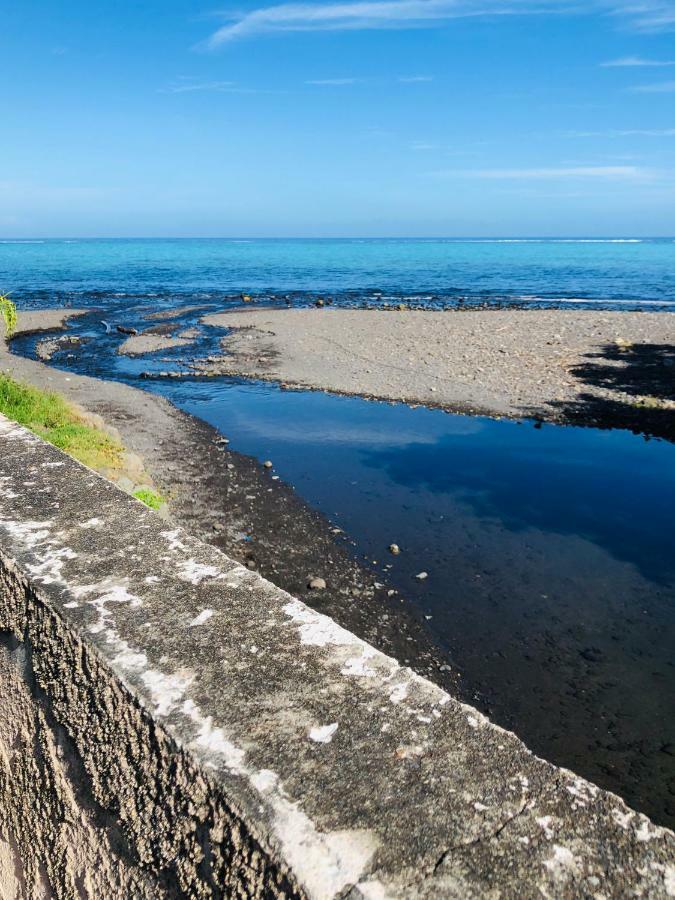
[308,577,327,590]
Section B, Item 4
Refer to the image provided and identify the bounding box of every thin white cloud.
[428,165,654,179]
[305,77,361,84]
[202,0,675,45]
[610,1,675,31]
[565,128,675,137]
[161,79,279,95]
[631,80,675,92]
[601,55,675,66]
[398,74,434,82]
[204,1,569,46]
[164,80,237,93]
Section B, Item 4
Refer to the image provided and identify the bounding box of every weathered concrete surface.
[1,416,674,898]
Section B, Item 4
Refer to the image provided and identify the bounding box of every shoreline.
[1,310,459,693]
[201,307,675,439]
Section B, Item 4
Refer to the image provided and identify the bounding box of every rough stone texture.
[1,416,674,898]
[201,307,675,428]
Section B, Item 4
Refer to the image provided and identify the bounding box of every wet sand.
[202,308,675,434]
[1,311,456,690]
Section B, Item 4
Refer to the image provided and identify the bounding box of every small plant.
[133,487,164,510]
[0,295,17,339]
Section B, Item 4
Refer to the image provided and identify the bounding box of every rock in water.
[308,577,327,590]
[389,543,401,555]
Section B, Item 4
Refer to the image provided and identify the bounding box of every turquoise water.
[2,237,675,308]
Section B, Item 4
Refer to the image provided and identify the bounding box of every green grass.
[133,487,164,510]
[0,373,124,471]
[0,373,165,509]
[0,295,17,338]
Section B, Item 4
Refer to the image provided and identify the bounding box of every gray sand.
[118,332,194,356]
[202,307,675,422]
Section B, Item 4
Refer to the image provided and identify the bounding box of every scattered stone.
[389,543,401,555]
[315,298,325,307]
[116,325,138,336]
[263,460,273,469]
[241,294,253,303]
[308,577,327,590]
[415,572,428,580]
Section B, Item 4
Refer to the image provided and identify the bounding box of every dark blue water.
[5,237,675,825]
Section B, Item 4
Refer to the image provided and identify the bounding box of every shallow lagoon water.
[163,380,675,826]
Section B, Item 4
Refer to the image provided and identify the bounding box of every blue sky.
[2,0,674,236]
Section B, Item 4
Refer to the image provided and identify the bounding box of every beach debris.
[415,571,428,580]
[389,543,401,555]
[263,460,273,469]
[116,325,138,335]
[308,577,327,590]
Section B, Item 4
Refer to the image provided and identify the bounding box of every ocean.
[2,236,675,311]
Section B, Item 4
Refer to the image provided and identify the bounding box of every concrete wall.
[0,413,673,899]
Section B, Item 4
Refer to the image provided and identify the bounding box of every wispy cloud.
[305,77,361,84]
[428,165,654,179]
[601,55,675,67]
[163,80,237,93]
[565,128,675,137]
[203,1,568,46]
[611,1,675,32]
[630,80,675,92]
[202,0,675,45]
[398,74,434,82]
[161,78,276,95]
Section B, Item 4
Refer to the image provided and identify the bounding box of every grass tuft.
[133,487,164,510]
[0,295,17,338]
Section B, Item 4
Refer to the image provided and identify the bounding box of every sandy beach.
[202,307,675,435]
